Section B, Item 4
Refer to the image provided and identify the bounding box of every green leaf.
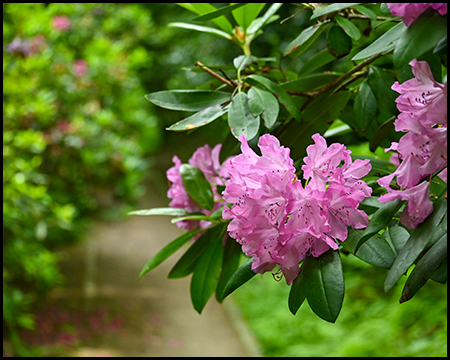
[288,264,307,315]
[246,3,283,39]
[145,90,230,111]
[176,3,233,34]
[216,237,243,302]
[128,207,188,216]
[168,22,232,40]
[385,190,447,292]
[352,22,407,61]
[367,67,399,116]
[393,8,448,69]
[368,116,396,153]
[281,73,341,92]
[399,233,447,303]
[335,15,361,40]
[138,226,211,280]
[327,25,353,59]
[311,3,361,19]
[247,74,301,120]
[354,79,377,132]
[305,250,345,323]
[168,226,221,279]
[190,236,224,313]
[233,55,258,72]
[351,155,396,177]
[354,199,405,253]
[353,4,377,20]
[284,22,331,57]
[166,103,229,131]
[279,91,350,161]
[247,87,279,129]
[232,3,265,32]
[298,49,336,77]
[191,3,246,22]
[221,257,257,299]
[228,92,260,140]
[180,164,214,211]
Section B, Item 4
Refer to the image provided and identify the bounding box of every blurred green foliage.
[232,254,447,357]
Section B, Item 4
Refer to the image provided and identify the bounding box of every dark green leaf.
[288,264,307,315]
[247,87,279,129]
[384,190,447,292]
[400,233,447,303]
[281,73,341,92]
[180,164,214,210]
[298,49,336,77]
[279,91,350,161]
[355,199,405,253]
[385,224,410,255]
[138,226,212,280]
[311,3,361,19]
[353,5,377,20]
[190,236,224,313]
[247,74,301,120]
[168,226,221,279]
[166,103,229,131]
[367,67,399,116]
[228,92,260,140]
[335,15,361,40]
[342,228,396,269]
[393,8,448,69]
[145,90,230,111]
[246,3,283,39]
[221,257,257,299]
[327,25,353,59]
[305,250,345,323]
[216,237,243,302]
[129,207,188,217]
[354,79,377,132]
[351,155,396,177]
[352,22,406,61]
[284,22,331,57]
[369,116,396,152]
[191,3,246,22]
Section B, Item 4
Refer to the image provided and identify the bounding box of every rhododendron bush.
[131,3,447,323]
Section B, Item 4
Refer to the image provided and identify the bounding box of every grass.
[231,254,447,357]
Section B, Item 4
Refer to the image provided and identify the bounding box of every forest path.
[50,175,260,357]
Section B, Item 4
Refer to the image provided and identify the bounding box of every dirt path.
[49,177,261,357]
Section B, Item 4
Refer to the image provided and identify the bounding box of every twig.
[195,61,237,88]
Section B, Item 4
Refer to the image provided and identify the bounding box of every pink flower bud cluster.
[166,144,226,233]
[387,3,447,26]
[222,133,372,284]
[378,60,447,228]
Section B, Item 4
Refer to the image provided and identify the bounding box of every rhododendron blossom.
[378,59,447,228]
[387,3,447,26]
[167,144,226,232]
[222,134,372,284]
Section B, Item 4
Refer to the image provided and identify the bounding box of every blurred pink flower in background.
[387,3,447,26]
[73,59,88,77]
[52,15,71,30]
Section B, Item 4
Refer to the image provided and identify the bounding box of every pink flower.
[223,133,372,284]
[52,15,71,31]
[387,3,447,26]
[377,59,447,228]
[378,181,434,229]
[73,59,89,78]
[167,144,225,232]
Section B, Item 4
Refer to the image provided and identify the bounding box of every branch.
[195,61,237,88]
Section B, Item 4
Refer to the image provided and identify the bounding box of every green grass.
[232,255,447,357]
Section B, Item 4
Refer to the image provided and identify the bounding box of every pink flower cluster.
[167,144,226,232]
[378,59,447,228]
[222,134,372,284]
[387,3,447,26]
